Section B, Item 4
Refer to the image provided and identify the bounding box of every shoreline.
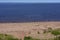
[0,21,60,23]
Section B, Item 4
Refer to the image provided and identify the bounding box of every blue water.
[0,3,60,22]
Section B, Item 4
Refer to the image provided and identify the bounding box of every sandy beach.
[0,22,60,39]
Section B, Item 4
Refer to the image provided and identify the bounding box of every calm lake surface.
[0,3,60,22]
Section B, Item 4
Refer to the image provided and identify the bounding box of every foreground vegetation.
[0,28,60,40]
[0,34,19,40]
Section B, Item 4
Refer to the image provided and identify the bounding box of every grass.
[0,28,60,40]
[0,34,19,40]
[24,36,40,40]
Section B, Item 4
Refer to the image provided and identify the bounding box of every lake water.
[0,3,60,22]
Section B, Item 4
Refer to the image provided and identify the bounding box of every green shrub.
[43,30,47,34]
[24,36,40,40]
[37,31,40,34]
[54,36,60,40]
[24,36,32,40]
[48,27,52,32]
[0,34,18,40]
[51,30,60,36]
[51,29,60,40]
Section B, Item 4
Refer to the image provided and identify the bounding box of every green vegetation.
[24,36,32,40]
[0,34,18,40]
[24,36,40,40]
[51,29,60,40]
[43,30,47,34]
[42,28,60,40]
[48,27,52,32]
[43,27,52,34]
[51,29,60,36]
[54,36,60,40]
[37,31,40,34]
[0,28,60,40]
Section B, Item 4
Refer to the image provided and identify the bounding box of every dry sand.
[0,22,60,39]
